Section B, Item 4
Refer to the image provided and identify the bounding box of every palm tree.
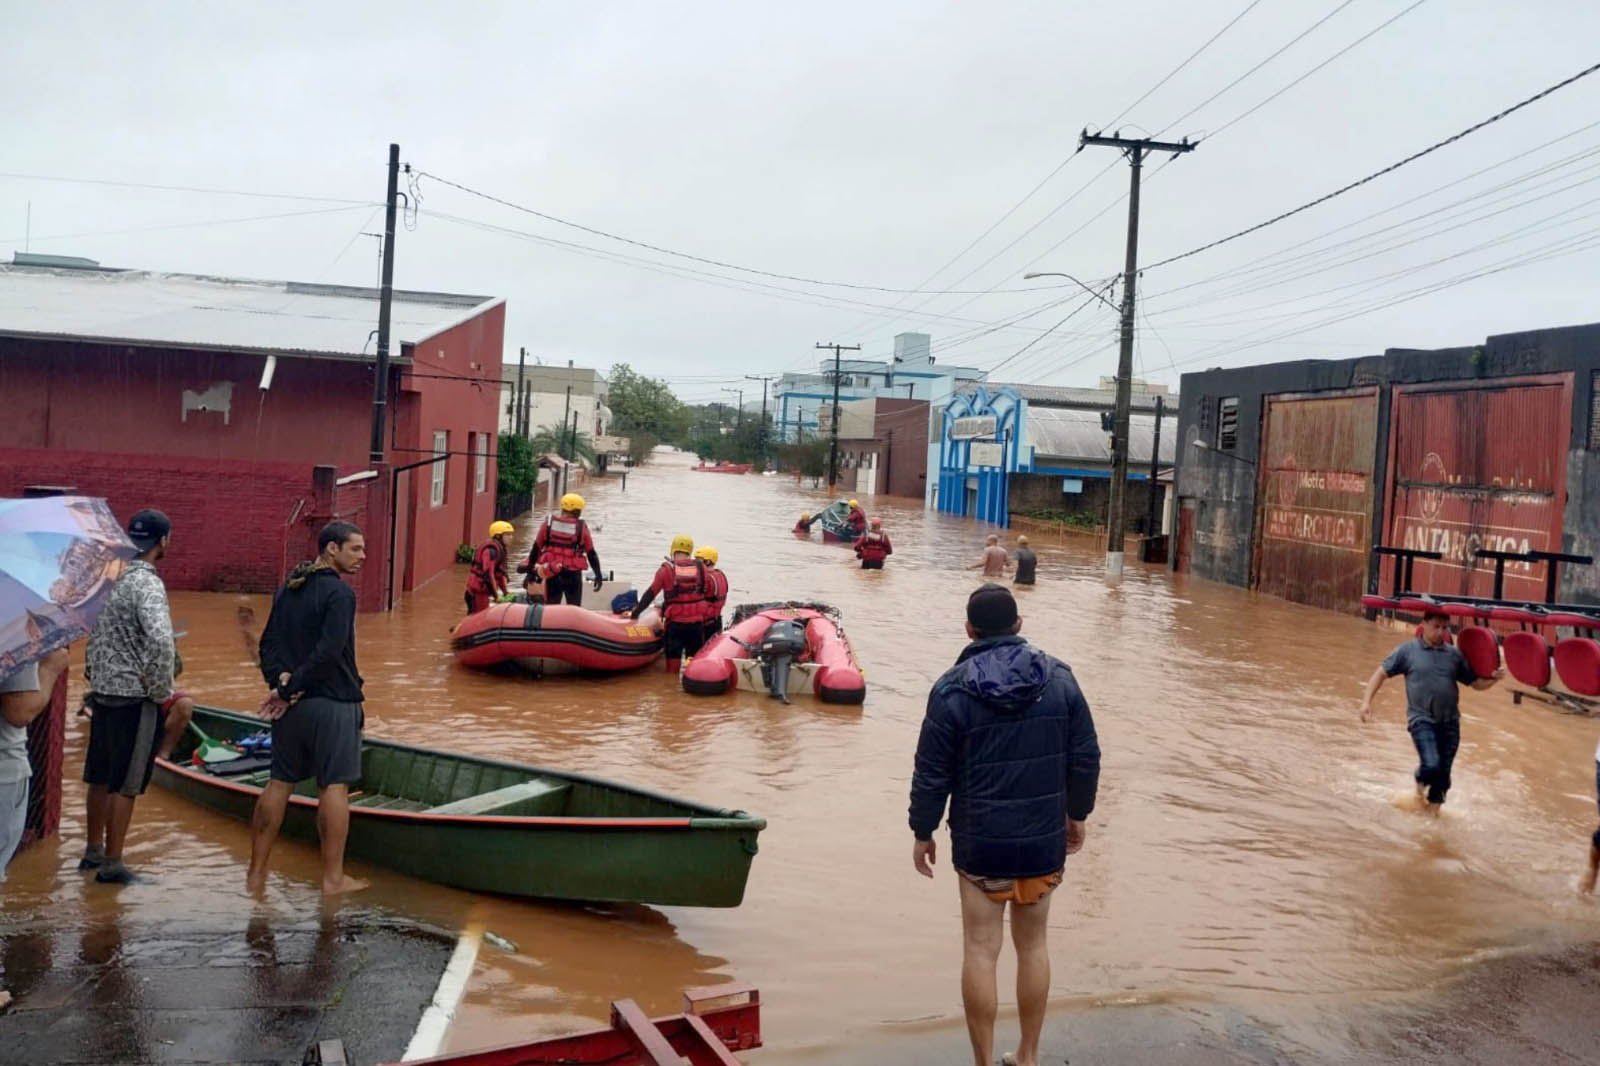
[527,422,598,465]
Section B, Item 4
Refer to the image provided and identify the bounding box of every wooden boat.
[311,986,762,1066]
[682,602,865,705]
[813,501,862,544]
[692,461,752,474]
[451,601,663,675]
[153,706,766,907]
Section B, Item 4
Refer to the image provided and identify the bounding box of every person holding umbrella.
[2,648,71,882]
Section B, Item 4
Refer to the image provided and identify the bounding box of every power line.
[0,170,375,205]
[1102,0,1267,129]
[0,204,368,247]
[1145,57,1600,272]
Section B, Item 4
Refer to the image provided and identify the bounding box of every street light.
[1022,271,1119,312]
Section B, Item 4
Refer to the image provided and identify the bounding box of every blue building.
[775,332,985,442]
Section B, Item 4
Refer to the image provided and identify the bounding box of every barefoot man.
[1359,607,1503,814]
[249,521,368,896]
[909,584,1101,1066]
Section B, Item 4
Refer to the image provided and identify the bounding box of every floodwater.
[5,449,1599,1060]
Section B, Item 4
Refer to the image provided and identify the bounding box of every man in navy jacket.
[909,583,1100,1066]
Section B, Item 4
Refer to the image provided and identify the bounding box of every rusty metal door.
[1252,389,1379,613]
[1175,498,1196,573]
[1383,376,1573,602]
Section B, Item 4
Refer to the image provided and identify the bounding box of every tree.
[496,432,536,514]
[607,364,690,460]
[778,438,828,479]
[527,422,597,465]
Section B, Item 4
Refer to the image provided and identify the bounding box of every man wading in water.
[249,521,368,896]
[909,584,1100,1066]
[1359,608,1503,814]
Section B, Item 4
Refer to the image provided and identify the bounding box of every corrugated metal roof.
[960,381,1171,410]
[0,262,499,361]
[1027,406,1177,465]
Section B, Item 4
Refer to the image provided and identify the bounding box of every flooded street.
[5,450,1599,1060]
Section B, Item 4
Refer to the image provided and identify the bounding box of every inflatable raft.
[692,461,751,474]
[452,602,663,675]
[682,602,865,704]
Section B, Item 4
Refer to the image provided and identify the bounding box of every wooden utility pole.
[514,346,527,436]
[1145,394,1164,540]
[746,373,778,468]
[816,342,860,489]
[1079,129,1194,575]
[369,143,401,464]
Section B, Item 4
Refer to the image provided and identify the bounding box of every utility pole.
[369,143,401,465]
[515,346,527,437]
[721,387,743,428]
[816,342,860,489]
[561,384,573,458]
[746,374,777,469]
[1079,129,1195,575]
[1145,394,1164,542]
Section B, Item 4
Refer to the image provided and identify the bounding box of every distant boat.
[154,705,766,907]
[692,461,752,474]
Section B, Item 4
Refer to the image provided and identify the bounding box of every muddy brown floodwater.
[5,449,1599,1061]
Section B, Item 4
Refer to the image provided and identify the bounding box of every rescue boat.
[692,460,752,474]
[682,602,865,704]
[451,601,664,675]
[812,500,863,543]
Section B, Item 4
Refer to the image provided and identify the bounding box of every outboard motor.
[757,619,809,703]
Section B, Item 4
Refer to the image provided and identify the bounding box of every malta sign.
[951,415,997,440]
[968,441,1004,467]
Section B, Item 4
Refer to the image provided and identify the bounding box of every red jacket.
[855,530,892,562]
[467,539,508,594]
[645,557,719,624]
[704,566,729,612]
[533,513,594,574]
[846,507,867,533]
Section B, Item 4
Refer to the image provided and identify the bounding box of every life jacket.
[857,530,891,562]
[661,557,718,624]
[846,508,867,532]
[704,567,729,607]
[467,539,505,593]
[536,513,590,573]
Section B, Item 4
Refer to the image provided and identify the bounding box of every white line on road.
[402,924,482,1062]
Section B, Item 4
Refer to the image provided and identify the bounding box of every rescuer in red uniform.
[793,512,814,536]
[855,516,893,570]
[844,498,868,539]
[465,520,514,613]
[632,535,719,667]
[524,493,603,606]
[694,545,730,633]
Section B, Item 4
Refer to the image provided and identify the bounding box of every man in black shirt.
[248,521,368,896]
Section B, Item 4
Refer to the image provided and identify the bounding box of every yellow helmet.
[848,499,859,508]
[693,545,718,565]
[488,520,514,538]
[800,512,811,522]
[670,534,694,556]
[560,493,585,513]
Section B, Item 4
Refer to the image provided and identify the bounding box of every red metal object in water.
[692,462,752,474]
[384,985,761,1066]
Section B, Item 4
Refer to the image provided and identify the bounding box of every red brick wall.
[0,447,317,593]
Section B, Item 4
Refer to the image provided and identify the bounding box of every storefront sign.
[968,441,1003,467]
[951,415,997,440]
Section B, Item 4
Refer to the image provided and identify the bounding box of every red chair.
[1552,637,1600,696]
[1503,631,1553,688]
[1455,626,1501,679]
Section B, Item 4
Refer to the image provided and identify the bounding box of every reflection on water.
[5,449,1598,1055]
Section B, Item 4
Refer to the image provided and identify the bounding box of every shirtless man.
[968,534,1010,579]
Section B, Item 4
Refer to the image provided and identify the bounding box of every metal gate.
[1252,389,1379,613]
[1383,375,1573,602]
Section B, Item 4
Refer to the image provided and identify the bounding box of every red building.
[0,254,505,610]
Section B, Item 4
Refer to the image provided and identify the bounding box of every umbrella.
[0,496,138,681]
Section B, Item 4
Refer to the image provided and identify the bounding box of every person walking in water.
[2,648,70,882]
[909,584,1100,1066]
[80,508,192,884]
[632,535,719,667]
[855,516,893,570]
[968,534,1009,578]
[1013,535,1037,586]
[693,546,729,635]
[524,493,603,606]
[249,521,369,896]
[1359,607,1503,814]
[464,520,514,614]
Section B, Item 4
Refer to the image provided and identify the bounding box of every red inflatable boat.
[451,602,663,675]
[692,461,751,474]
[682,602,865,704]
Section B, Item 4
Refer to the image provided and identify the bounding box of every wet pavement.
[3,448,1599,1064]
[0,908,454,1065]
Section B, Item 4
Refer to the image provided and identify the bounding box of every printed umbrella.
[0,496,138,681]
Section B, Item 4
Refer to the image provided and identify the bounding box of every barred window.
[1218,397,1239,451]
[1589,371,1599,449]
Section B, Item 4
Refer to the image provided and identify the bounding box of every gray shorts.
[270,697,364,789]
[0,776,29,882]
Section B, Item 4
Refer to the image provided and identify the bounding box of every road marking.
[402,923,481,1061]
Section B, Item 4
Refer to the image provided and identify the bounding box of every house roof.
[1027,406,1177,465]
[961,381,1172,411]
[0,260,500,362]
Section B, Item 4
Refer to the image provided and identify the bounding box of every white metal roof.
[1027,406,1177,465]
[961,380,1172,411]
[0,262,500,361]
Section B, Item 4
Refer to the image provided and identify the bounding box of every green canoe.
[153,705,765,908]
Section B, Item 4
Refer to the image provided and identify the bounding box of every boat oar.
[187,720,241,764]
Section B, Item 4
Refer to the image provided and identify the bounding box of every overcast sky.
[6,1,1600,405]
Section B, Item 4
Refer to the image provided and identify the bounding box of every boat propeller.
[755,619,809,704]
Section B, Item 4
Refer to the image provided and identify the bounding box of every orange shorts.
[958,867,1063,904]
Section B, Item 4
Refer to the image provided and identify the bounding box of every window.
[1218,396,1239,451]
[1590,371,1600,449]
[431,430,447,508]
[474,433,488,494]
